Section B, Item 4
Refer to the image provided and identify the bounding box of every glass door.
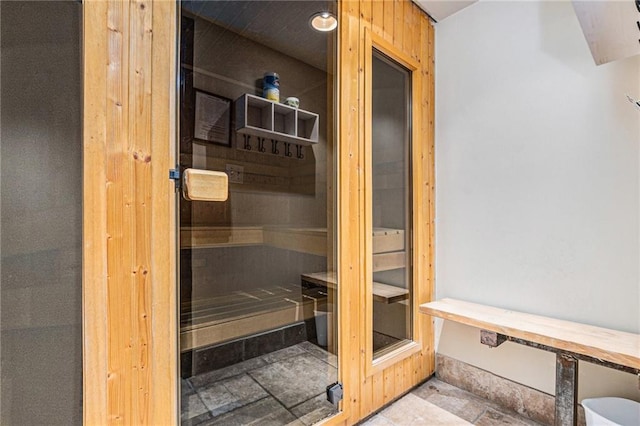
[177,2,339,424]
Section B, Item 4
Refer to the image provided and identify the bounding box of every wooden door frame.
[337,1,435,423]
[362,28,424,378]
[83,1,177,424]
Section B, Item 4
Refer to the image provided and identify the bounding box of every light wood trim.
[421,298,640,370]
[180,226,264,248]
[83,1,109,423]
[149,1,177,424]
[83,0,177,424]
[130,1,154,420]
[106,0,133,422]
[426,16,436,376]
[371,29,420,71]
[335,1,435,421]
[363,27,375,383]
[370,341,422,374]
[364,26,421,378]
[336,1,362,424]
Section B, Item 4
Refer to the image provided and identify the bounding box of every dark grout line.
[287,391,325,411]
[245,369,300,421]
[470,407,488,424]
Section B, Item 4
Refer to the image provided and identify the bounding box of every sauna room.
[2,0,436,424]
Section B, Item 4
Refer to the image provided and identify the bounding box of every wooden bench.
[180,283,326,351]
[301,272,409,304]
[420,298,640,426]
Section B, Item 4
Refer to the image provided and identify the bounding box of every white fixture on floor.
[582,397,640,426]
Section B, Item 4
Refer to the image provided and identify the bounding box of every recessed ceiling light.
[310,11,337,32]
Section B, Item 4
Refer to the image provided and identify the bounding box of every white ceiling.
[572,0,640,65]
[413,0,478,22]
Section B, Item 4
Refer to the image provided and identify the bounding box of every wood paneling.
[149,1,177,423]
[334,1,435,424]
[83,1,109,423]
[83,0,177,424]
[335,0,362,424]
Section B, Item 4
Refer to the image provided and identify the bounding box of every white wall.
[435,0,640,400]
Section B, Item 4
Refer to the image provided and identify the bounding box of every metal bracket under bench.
[419,298,640,426]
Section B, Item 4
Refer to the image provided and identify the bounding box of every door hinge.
[326,382,343,406]
[169,167,181,190]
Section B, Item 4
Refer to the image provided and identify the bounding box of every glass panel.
[0,1,83,424]
[371,50,412,358]
[178,1,339,424]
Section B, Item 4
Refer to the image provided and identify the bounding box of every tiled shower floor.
[181,341,338,425]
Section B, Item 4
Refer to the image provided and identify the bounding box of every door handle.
[182,168,228,202]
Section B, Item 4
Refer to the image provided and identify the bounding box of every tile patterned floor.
[183,343,543,426]
[182,341,338,425]
[363,378,544,426]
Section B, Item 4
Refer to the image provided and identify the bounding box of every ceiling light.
[310,11,337,32]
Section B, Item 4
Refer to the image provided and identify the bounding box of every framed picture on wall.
[193,90,232,147]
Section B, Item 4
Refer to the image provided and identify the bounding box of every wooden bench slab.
[180,283,321,351]
[301,272,409,304]
[420,298,640,370]
[181,226,404,257]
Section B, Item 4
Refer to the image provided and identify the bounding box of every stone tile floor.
[182,341,339,425]
[183,342,543,426]
[363,378,544,426]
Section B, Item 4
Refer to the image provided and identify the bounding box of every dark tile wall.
[181,322,308,378]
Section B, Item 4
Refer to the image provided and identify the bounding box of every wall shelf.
[235,93,319,146]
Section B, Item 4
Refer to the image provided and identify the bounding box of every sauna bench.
[420,298,640,426]
[180,283,326,351]
[181,226,405,260]
[301,272,409,304]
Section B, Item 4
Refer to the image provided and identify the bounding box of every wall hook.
[296,145,304,159]
[285,143,292,157]
[271,139,279,155]
[258,137,266,152]
[243,134,252,151]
